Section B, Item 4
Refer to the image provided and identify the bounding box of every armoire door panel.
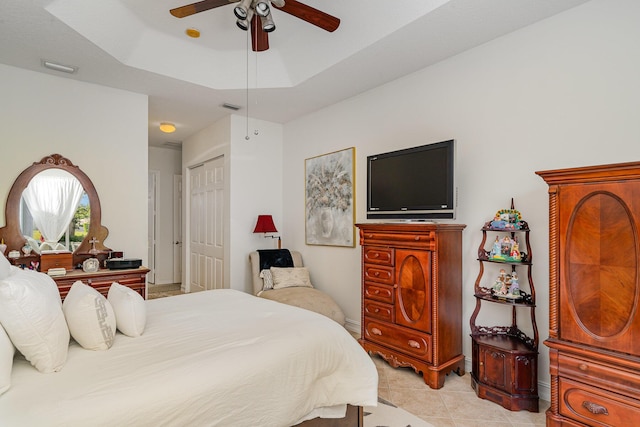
[560,185,640,355]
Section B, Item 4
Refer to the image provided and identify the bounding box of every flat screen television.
[366,139,456,220]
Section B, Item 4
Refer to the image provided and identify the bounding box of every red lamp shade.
[253,215,278,233]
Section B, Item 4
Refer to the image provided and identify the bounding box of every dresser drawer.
[363,264,394,285]
[364,319,432,361]
[364,299,394,322]
[559,377,640,426]
[558,353,640,397]
[364,282,394,304]
[363,246,394,266]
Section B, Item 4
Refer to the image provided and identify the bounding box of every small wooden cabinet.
[51,267,149,300]
[469,204,539,412]
[357,222,465,389]
[538,162,640,426]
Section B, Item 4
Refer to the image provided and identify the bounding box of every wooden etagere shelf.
[469,200,539,413]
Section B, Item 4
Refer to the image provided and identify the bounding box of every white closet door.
[189,156,224,292]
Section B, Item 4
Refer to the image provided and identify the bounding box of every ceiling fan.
[170,0,340,52]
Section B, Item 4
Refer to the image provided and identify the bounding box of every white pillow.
[0,323,14,395]
[260,269,274,291]
[63,281,116,351]
[270,267,313,290]
[107,282,146,337]
[0,252,10,280]
[0,269,69,373]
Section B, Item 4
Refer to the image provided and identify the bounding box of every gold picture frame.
[305,147,355,247]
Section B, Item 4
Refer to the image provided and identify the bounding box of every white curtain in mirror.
[22,169,83,251]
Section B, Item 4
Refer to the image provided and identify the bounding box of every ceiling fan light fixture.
[261,13,276,33]
[236,8,254,31]
[255,1,271,17]
[233,0,252,19]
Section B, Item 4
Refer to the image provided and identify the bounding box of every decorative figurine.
[491,236,501,258]
[510,272,520,296]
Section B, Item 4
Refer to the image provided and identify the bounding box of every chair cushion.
[270,267,313,290]
[259,287,345,326]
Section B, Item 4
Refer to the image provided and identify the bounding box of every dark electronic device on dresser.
[106,258,142,270]
[366,139,456,220]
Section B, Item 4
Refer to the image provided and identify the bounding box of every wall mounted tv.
[367,139,456,220]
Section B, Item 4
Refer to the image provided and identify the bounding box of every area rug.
[364,398,435,427]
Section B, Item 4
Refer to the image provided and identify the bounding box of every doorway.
[147,170,159,284]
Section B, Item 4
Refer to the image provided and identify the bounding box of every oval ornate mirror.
[0,154,110,266]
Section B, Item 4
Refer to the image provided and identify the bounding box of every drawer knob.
[408,340,421,349]
[371,253,379,259]
[373,290,380,295]
[373,272,380,277]
[582,401,609,416]
[578,363,588,371]
[374,308,380,313]
[371,327,382,336]
[414,236,420,241]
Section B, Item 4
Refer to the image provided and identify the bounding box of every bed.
[0,267,377,426]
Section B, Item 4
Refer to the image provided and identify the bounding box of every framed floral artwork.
[305,147,355,247]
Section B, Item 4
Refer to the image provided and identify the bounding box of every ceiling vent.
[163,141,182,150]
[222,103,241,111]
[42,60,77,74]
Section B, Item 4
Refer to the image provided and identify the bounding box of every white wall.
[282,0,640,400]
[149,146,182,284]
[182,114,283,293]
[0,64,149,264]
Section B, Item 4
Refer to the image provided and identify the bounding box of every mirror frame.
[0,154,111,265]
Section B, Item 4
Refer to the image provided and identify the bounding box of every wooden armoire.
[356,223,466,389]
[537,162,640,426]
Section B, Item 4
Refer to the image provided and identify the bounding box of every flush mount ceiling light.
[185,28,200,38]
[159,122,176,133]
[42,60,77,74]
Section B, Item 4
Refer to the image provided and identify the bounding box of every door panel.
[189,156,225,292]
[560,184,640,354]
[395,249,432,332]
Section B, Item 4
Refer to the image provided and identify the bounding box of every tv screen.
[367,139,456,220]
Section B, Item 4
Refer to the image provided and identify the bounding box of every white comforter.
[0,289,377,426]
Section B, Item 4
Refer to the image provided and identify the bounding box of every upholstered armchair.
[249,249,345,326]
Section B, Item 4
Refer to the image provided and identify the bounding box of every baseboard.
[344,317,360,335]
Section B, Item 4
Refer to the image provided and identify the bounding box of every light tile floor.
[372,353,548,427]
[147,288,548,426]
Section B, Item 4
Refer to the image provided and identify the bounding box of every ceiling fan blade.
[251,15,269,52]
[170,0,234,18]
[273,0,340,32]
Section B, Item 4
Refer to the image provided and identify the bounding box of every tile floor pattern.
[372,354,548,427]
[147,286,548,426]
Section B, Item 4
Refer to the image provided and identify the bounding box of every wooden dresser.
[537,162,640,426]
[357,223,466,389]
[51,267,149,301]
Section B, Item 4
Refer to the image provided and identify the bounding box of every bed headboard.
[249,250,303,295]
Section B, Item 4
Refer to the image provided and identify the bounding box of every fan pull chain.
[245,26,250,140]
[254,48,259,136]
